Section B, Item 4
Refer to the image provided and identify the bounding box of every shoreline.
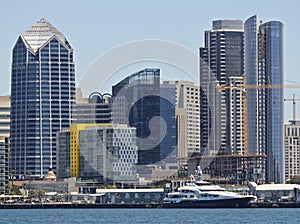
[0,203,159,209]
[1,202,300,209]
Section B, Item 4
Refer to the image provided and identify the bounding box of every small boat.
[162,166,256,208]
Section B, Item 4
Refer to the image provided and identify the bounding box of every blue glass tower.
[260,21,284,183]
[10,18,76,178]
[244,15,284,183]
[244,16,259,155]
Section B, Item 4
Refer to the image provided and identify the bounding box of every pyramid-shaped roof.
[22,18,66,53]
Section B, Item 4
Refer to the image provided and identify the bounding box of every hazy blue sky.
[1,0,300,119]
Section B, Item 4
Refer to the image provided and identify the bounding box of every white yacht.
[162,166,256,208]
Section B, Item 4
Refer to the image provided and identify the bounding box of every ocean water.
[0,208,299,224]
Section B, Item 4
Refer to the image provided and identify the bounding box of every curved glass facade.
[259,21,284,183]
[112,69,161,165]
[10,19,75,177]
[244,15,284,183]
[244,15,258,154]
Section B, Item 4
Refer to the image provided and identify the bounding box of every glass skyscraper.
[244,15,284,183]
[10,18,76,178]
[112,69,161,166]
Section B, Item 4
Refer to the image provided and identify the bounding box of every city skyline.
[0,1,297,180]
[0,0,298,83]
[0,2,300,106]
[2,2,300,213]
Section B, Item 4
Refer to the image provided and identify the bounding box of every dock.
[1,202,300,209]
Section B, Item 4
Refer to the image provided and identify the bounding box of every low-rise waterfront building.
[95,188,164,204]
[13,177,78,195]
[0,137,9,194]
[249,182,300,202]
[79,124,138,184]
[70,123,112,178]
[56,124,138,186]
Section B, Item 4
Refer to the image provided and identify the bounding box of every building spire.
[39,17,47,23]
[21,18,66,53]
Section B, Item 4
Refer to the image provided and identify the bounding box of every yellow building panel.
[69,123,112,178]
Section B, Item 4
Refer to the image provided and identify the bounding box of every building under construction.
[188,154,266,185]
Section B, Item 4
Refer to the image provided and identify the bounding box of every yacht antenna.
[195,165,203,181]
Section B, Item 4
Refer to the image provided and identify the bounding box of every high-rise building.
[112,68,161,165]
[200,20,244,155]
[227,77,246,155]
[75,88,112,124]
[198,19,268,184]
[161,81,201,164]
[244,15,284,183]
[10,18,76,178]
[284,121,300,181]
[159,84,177,164]
[0,96,10,193]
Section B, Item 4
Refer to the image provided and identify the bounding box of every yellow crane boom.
[216,81,300,155]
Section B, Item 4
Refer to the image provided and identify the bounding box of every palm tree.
[26,171,32,191]
[9,170,16,187]
[36,190,45,201]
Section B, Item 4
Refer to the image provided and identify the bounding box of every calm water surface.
[0,208,299,224]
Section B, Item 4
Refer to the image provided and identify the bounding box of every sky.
[1,0,300,120]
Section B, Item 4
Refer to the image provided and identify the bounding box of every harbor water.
[0,208,299,224]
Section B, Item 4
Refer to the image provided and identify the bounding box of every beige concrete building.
[228,76,246,155]
[284,120,300,181]
[0,96,10,138]
[0,95,10,194]
[161,81,201,165]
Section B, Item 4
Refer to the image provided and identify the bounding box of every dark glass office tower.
[112,69,161,165]
[244,15,284,183]
[10,18,76,177]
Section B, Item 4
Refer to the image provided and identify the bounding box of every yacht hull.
[162,196,255,208]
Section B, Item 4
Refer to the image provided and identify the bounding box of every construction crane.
[216,83,300,91]
[215,77,249,154]
[214,81,300,183]
[216,80,300,154]
[284,94,300,121]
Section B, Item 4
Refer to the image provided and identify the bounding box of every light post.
[26,171,32,192]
